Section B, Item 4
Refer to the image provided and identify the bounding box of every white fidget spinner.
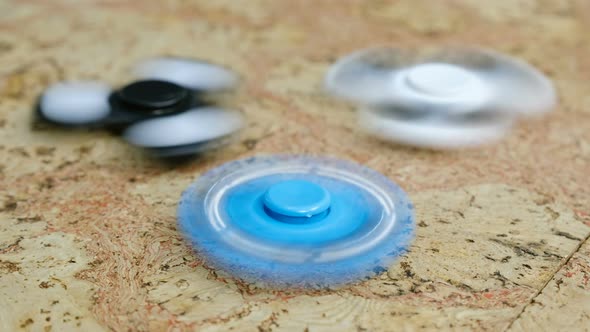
[325,46,556,149]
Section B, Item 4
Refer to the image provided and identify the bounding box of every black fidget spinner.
[36,57,244,157]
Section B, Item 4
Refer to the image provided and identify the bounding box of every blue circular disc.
[178,155,414,288]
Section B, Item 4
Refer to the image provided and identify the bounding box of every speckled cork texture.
[1,0,589,331]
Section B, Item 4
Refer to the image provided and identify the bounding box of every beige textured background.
[1,1,589,331]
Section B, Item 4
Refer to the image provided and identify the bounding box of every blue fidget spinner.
[178,155,415,288]
[36,57,244,157]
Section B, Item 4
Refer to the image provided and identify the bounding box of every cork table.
[1,1,589,331]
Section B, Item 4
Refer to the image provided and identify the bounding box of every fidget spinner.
[178,155,414,288]
[36,57,244,157]
[325,46,556,149]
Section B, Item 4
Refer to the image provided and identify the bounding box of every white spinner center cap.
[405,63,476,96]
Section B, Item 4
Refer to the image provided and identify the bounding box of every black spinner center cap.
[118,80,188,109]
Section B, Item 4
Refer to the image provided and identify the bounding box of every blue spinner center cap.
[263,180,331,218]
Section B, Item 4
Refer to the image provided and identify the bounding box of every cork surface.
[1,0,590,331]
